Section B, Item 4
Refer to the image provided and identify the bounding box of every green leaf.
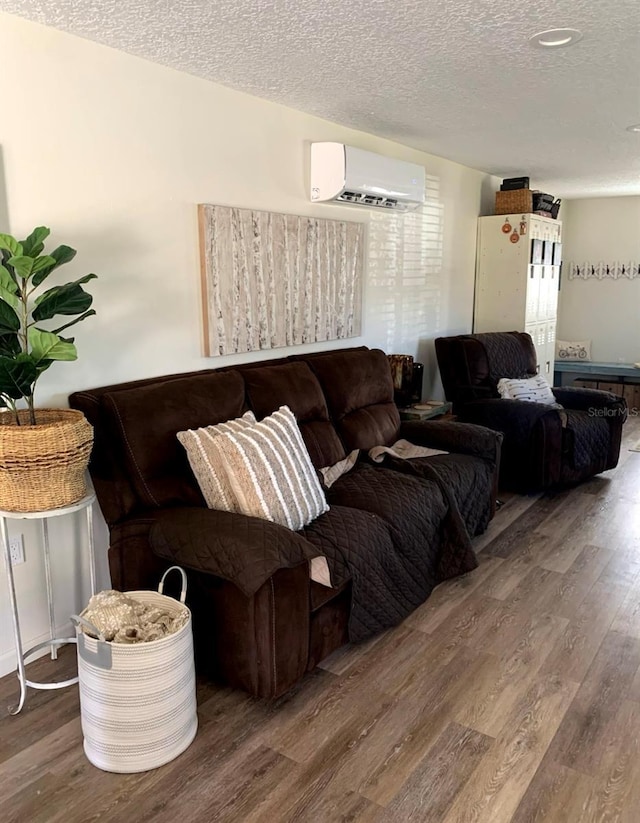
[0,334,20,357]
[28,328,77,365]
[51,308,96,335]
[34,272,97,307]
[0,292,21,357]
[0,355,37,400]
[31,245,77,286]
[32,277,96,321]
[0,234,23,257]
[10,253,61,283]
[31,255,56,275]
[7,255,34,280]
[0,259,18,287]
[0,299,20,334]
[69,272,97,288]
[0,267,19,311]
[34,361,54,376]
[20,227,50,257]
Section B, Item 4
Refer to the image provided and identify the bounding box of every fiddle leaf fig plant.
[0,227,96,425]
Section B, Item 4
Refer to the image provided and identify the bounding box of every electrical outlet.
[9,535,25,565]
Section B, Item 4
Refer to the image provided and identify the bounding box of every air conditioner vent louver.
[310,143,425,212]
[336,191,400,209]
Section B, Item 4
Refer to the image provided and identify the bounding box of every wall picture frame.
[198,204,364,356]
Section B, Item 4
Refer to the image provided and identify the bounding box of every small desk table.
[1,492,96,714]
[554,361,640,387]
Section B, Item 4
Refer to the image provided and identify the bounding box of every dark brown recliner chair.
[435,331,627,492]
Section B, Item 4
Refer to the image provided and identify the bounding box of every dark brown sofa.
[435,331,627,492]
[70,346,501,698]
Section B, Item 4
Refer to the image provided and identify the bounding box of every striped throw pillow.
[497,375,558,406]
[178,406,328,530]
[177,411,257,511]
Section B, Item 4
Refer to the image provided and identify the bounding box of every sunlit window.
[367,174,444,353]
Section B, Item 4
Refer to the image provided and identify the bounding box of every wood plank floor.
[2,416,640,822]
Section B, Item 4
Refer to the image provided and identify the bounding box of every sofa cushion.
[303,468,478,641]
[242,361,346,468]
[306,348,401,450]
[408,453,495,537]
[325,463,447,548]
[177,405,329,531]
[102,370,247,508]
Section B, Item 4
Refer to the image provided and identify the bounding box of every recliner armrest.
[150,507,319,597]
[458,398,560,439]
[552,386,627,417]
[399,419,502,464]
[458,399,564,491]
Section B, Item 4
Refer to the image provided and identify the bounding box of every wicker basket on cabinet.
[495,189,533,215]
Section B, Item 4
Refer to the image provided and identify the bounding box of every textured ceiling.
[2,0,640,197]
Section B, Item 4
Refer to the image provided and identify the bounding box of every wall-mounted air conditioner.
[310,142,425,212]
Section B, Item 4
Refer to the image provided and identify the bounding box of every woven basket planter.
[0,409,93,512]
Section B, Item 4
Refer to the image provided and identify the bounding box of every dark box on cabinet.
[500,176,530,191]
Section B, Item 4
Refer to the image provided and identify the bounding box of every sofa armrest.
[189,563,312,698]
[150,507,320,597]
[552,386,627,417]
[399,419,502,464]
[150,507,320,698]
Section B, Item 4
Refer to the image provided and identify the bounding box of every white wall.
[558,197,640,362]
[0,13,497,675]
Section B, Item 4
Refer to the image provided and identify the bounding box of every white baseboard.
[0,619,75,678]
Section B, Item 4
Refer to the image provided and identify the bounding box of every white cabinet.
[473,213,562,379]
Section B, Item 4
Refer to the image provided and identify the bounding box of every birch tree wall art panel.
[198,204,364,356]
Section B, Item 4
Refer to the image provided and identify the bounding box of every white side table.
[1,491,97,714]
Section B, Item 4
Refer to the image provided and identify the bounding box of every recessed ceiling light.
[529,28,583,49]
[626,124,640,133]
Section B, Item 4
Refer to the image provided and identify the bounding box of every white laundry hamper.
[71,566,198,773]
